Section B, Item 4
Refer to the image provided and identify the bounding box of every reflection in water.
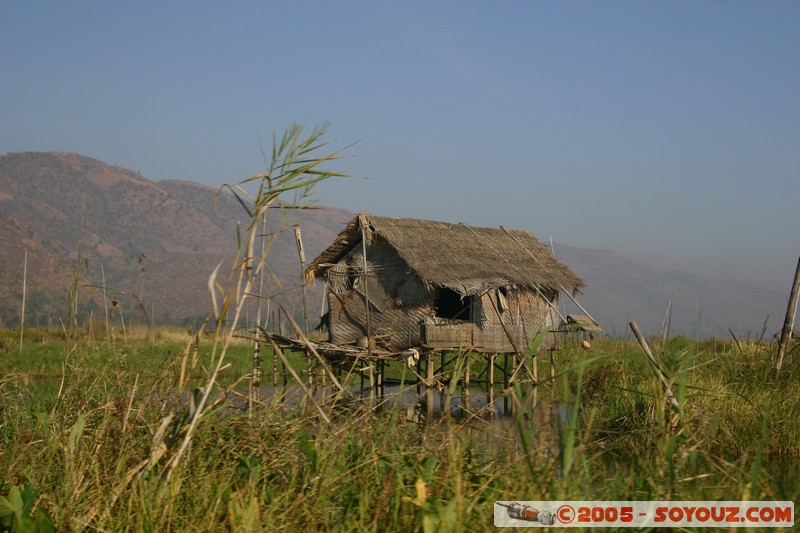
[251,379,572,463]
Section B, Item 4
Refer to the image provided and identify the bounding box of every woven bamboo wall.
[327,236,433,350]
[473,288,557,353]
[422,317,474,348]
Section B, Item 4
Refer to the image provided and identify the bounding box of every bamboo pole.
[629,320,680,411]
[19,251,27,354]
[294,226,309,336]
[775,256,800,379]
[251,213,269,408]
[463,354,470,412]
[101,262,110,347]
[426,350,435,387]
[488,354,495,414]
[368,362,375,405]
[359,215,372,356]
[426,350,435,420]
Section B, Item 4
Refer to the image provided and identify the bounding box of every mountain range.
[0,151,788,338]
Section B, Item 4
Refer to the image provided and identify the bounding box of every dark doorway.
[435,288,471,320]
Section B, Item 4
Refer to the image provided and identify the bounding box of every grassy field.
[1,325,798,531]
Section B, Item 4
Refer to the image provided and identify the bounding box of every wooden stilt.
[775,256,800,380]
[503,353,511,415]
[251,342,261,405]
[463,353,470,412]
[427,351,435,388]
[378,360,384,398]
[272,341,278,387]
[368,363,375,405]
[488,353,495,414]
[416,358,422,394]
[426,385,434,421]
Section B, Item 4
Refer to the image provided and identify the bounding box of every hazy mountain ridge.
[0,151,352,325]
[553,243,787,338]
[0,151,788,337]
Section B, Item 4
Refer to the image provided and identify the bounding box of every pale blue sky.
[2,1,798,291]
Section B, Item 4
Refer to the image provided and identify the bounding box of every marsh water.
[241,378,799,496]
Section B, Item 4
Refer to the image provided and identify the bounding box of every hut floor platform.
[267,333,419,361]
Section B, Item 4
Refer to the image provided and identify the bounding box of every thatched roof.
[306,214,583,296]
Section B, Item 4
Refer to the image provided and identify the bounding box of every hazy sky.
[2,1,798,292]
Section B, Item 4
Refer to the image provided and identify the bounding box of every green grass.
[2,328,798,531]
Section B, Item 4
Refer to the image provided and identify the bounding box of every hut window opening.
[435,288,472,320]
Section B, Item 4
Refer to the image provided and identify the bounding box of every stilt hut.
[304,214,583,354]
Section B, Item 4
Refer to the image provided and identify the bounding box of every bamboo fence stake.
[294,226,309,335]
[488,354,495,414]
[252,213,269,408]
[19,251,27,354]
[629,320,680,411]
[775,256,800,379]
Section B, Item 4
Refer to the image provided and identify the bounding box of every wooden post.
[775,256,800,379]
[377,360,384,398]
[488,354,495,415]
[19,251,27,354]
[294,227,309,336]
[463,353,470,412]
[368,363,375,405]
[427,350,435,388]
[417,356,423,394]
[251,342,261,406]
[252,215,268,408]
[273,342,279,387]
[101,261,110,348]
[426,351,435,420]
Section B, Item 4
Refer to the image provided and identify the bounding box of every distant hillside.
[553,243,787,339]
[0,151,352,327]
[0,151,789,338]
